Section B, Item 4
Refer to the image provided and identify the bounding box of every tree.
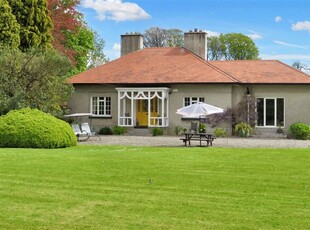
[143,27,184,48]
[47,0,82,63]
[292,60,309,72]
[207,33,259,60]
[0,47,73,116]
[0,0,20,48]
[7,0,53,51]
[88,30,108,69]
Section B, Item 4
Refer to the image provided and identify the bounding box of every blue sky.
[79,0,310,71]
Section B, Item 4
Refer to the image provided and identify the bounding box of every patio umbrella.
[176,102,224,132]
[176,102,224,118]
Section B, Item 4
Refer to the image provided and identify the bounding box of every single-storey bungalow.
[68,30,310,135]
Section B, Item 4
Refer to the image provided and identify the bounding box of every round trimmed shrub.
[289,122,310,140]
[0,108,77,148]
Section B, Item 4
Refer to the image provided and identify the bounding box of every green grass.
[0,146,309,229]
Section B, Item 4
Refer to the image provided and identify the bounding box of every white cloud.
[261,54,310,60]
[248,33,262,40]
[292,21,310,32]
[275,16,282,22]
[273,40,309,49]
[81,0,151,21]
[205,30,220,37]
[113,43,121,51]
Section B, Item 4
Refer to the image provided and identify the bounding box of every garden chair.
[81,122,101,140]
[71,123,90,141]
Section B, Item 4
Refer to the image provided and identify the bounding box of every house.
[68,30,310,135]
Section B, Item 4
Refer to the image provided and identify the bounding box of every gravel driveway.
[79,135,310,148]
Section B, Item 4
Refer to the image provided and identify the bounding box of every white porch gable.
[116,88,170,127]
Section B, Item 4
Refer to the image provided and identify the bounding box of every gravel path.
[78,135,310,148]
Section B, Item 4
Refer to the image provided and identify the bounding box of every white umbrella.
[176,102,223,118]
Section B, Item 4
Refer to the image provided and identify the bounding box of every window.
[257,98,284,127]
[91,97,111,116]
[184,97,205,106]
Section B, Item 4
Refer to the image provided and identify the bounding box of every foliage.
[173,126,183,135]
[112,126,127,135]
[0,108,77,148]
[289,123,310,140]
[234,122,252,137]
[1,147,310,229]
[7,0,53,51]
[143,27,183,47]
[0,0,20,48]
[207,33,259,60]
[87,30,108,69]
[213,128,228,137]
[151,127,163,136]
[0,47,73,116]
[209,94,257,128]
[198,123,207,133]
[99,126,113,135]
[292,60,309,72]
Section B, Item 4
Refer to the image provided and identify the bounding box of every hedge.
[0,108,77,148]
[289,122,310,140]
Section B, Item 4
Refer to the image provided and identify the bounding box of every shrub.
[289,123,310,140]
[151,127,163,136]
[112,126,127,135]
[234,122,252,137]
[214,128,228,137]
[174,126,183,135]
[0,108,77,148]
[99,126,113,135]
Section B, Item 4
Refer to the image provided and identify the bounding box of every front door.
[136,100,148,126]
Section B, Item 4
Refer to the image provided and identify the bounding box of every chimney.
[184,29,207,60]
[121,33,143,56]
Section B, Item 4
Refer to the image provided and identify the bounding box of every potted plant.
[234,122,252,137]
[199,123,206,133]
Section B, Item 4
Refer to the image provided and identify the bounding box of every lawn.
[0,146,309,229]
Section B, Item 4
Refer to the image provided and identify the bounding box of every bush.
[174,126,183,135]
[0,108,77,148]
[112,126,127,135]
[214,128,228,137]
[289,123,310,140]
[99,126,113,135]
[151,127,163,136]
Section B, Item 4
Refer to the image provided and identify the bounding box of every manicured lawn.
[0,146,309,229]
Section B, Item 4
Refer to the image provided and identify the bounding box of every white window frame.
[184,97,205,107]
[256,97,285,128]
[90,96,111,117]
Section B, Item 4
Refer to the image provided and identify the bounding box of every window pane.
[266,99,275,126]
[257,98,264,126]
[199,97,205,103]
[277,98,284,126]
[92,97,97,115]
[184,97,190,106]
[106,97,111,115]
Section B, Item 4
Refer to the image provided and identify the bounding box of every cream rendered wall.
[168,84,234,133]
[68,85,118,130]
[249,85,310,133]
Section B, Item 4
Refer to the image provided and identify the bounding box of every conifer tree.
[7,0,53,51]
[0,0,20,48]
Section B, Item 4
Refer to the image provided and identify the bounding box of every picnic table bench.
[180,132,216,147]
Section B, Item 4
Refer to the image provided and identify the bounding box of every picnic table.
[180,132,215,147]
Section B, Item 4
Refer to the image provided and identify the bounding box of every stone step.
[126,128,152,136]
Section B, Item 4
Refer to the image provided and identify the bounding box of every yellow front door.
[136,100,148,126]
[136,98,158,126]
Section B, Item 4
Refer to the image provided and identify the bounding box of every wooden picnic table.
[180,132,215,147]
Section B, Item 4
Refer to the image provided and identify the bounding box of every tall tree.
[7,0,53,51]
[0,47,73,116]
[207,33,259,60]
[292,60,309,72]
[143,27,184,48]
[88,30,108,69]
[0,0,20,48]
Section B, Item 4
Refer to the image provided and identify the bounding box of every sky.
[78,0,310,71]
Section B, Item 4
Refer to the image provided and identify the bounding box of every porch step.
[126,128,152,136]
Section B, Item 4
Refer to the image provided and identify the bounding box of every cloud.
[262,54,310,61]
[292,21,310,32]
[113,43,121,51]
[205,30,220,37]
[273,40,309,49]
[275,16,282,22]
[81,0,151,21]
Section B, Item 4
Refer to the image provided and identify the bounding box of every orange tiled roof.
[69,47,237,84]
[210,60,310,84]
[69,47,310,85]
